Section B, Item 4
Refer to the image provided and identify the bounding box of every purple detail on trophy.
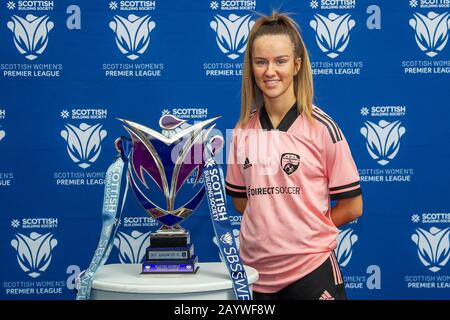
[209,135,224,155]
[131,138,163,190]
[159,114,186,130]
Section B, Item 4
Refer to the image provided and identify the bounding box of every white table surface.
[91,262,258,300]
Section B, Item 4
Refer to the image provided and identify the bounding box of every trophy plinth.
[142,231,198,274]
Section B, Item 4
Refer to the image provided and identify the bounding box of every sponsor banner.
[359,105,414,183]
[402,1,450,74]
[405,210,450,289]
[5,213,68,298]
[204,2,256,77]
[3,1,63,78]
[103,1,164,78]
[309,1,364,76]
[53,108,108,186]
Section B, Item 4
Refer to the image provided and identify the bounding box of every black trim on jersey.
[225,188,248,198]
[313,109,342,144]
[225,181,246,190]
[330,188,362,200]
[319,109,343,141]
[329,181,360,191]
[260,103,299,132]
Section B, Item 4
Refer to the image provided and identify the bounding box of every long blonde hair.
[240,12,314,126]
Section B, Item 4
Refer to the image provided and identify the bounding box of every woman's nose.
[265,63,276,76]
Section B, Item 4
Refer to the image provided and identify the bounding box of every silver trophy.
[116,115,222,273]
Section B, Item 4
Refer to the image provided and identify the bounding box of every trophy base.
[141,255,199,274]
[150,231,190,248]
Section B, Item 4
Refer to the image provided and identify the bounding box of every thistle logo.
[412,227,450,272]
[210,1,219,10]
[213,229,240,261]
[409,12,450,57]
[360,120,406,166]
[11,232,58,278]
[60,123,107,169]
[114,230,151,264]
[109,14,156,60]
[210,14,255,60]
[220,232,234,245]
[11,219,20,228]
[335,228,358,267]
[61,110,70,119]
[7,14,54,60]
[7,1,15,10]
[310,13,356,59]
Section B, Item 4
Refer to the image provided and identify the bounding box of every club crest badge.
[280,153,300,175]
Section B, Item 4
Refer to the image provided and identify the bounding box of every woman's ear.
[294,57,301,74]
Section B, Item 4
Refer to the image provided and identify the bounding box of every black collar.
[260,103,299,132]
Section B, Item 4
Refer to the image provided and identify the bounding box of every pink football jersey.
[225,105,361,293]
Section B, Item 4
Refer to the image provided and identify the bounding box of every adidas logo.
[318,290,335,300]
[243,157,252,170]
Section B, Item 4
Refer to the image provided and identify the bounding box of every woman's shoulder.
[235,109,258,130]
[310,105,344,143]
[312,105,334,120]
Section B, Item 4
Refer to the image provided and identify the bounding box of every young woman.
[225,12,363,300]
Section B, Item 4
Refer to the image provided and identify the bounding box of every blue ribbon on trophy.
[75,137,132,300]
[76,114,250,300]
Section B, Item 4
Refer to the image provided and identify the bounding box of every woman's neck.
[264,96,297,128]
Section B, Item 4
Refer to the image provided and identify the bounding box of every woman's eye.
[255,60,265,65]
[277,60,287,64]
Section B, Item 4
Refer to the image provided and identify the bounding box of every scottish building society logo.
[7,14,54,60]
[210,14,254,60]
[60,123,107,169]
[310,13,355,59]
[412,227,450,272]
[11,232,58,278]
[114,230,151,264]
[409,11,450,57]
[360,120,406,166]
[109,14,156,60]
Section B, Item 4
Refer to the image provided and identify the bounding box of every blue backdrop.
[1,0,449,300]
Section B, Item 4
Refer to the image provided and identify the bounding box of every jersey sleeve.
[323,123,362,201]
[225,129,247,198]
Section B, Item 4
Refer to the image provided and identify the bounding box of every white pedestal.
[91,262,259,300]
